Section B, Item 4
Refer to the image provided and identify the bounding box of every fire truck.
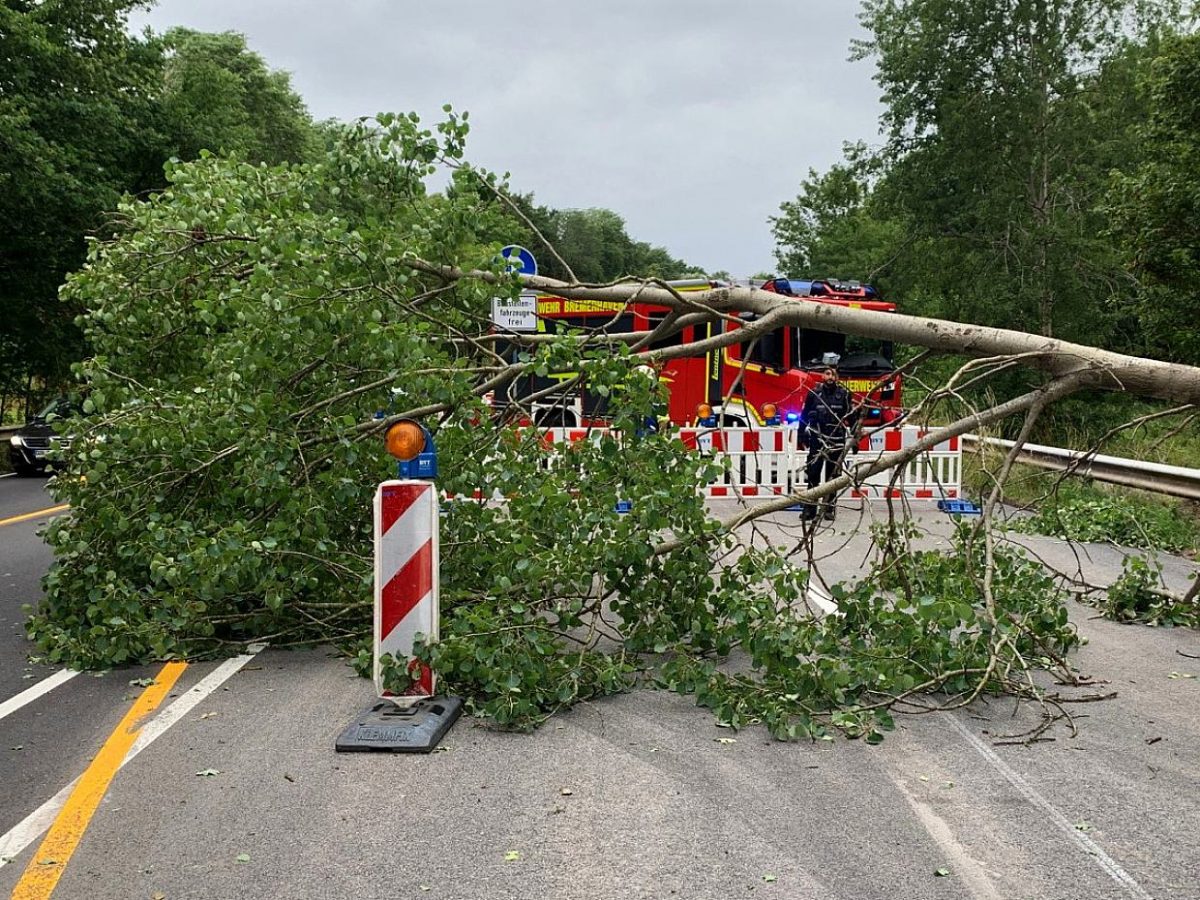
[503,277,902,428]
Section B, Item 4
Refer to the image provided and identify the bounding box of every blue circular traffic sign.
[500,245,537,277]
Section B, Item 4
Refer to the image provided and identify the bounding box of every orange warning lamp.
[384,418,438,478]
[386,420,425,461]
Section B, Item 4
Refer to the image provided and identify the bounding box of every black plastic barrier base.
[335,696,464,753]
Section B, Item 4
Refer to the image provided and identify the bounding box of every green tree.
[0,9,321,421]
[0,0,163,414]
[1109,31,1200,365]
[841,0,1161,337]
[158,28,318,165]
[771,147,907,295]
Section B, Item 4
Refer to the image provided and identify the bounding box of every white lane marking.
[127,644,265,758]
[949,716,1153,900]
[0,644,265,868]
[0,472,16,479]
[889,773,1004,900]
[0,779,78,867]
[0,669,78,722]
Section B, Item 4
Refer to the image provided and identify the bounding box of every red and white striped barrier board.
[374,480,439,703]
[678,427,792,497]
[846,427,960,499]
[857,427,960,454]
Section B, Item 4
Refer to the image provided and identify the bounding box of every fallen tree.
[29,113,1198,742]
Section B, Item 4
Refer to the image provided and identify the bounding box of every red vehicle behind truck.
[505,277,903,428]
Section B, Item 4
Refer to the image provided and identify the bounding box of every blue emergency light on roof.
[765,277,880,299]
[786,412,800,423]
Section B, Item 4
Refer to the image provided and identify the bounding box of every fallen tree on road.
[29,112,1198,742]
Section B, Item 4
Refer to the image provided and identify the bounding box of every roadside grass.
[963,456,1200,555]
[1037,393,1200,470]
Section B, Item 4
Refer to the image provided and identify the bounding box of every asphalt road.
[0,473,61,698]
[1,482,1197,900]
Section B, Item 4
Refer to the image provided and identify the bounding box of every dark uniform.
[801,377,857,520]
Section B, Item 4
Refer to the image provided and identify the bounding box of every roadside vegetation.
[1095,556,1199,628]
[1003,479,1199,555]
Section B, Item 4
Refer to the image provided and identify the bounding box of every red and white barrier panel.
[678,428,792,497]
[374,480,439,704]
[847,427,961,499]
[447,425,961,503]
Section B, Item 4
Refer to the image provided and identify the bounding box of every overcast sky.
[128,1,884,278]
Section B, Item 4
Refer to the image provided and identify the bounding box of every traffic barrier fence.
[454,426,961,502]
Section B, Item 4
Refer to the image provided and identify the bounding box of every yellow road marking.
[0,505,70,528]
[11,661,187,899]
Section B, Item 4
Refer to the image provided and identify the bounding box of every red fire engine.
[507,277,902,428]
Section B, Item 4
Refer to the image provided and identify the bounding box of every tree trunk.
[516,276,1200,407]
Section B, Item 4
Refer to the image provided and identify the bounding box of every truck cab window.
[795,328,893,372]
[738,314,785,370]
[646,313,684,349]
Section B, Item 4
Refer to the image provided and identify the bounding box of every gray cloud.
[129,1,883,277]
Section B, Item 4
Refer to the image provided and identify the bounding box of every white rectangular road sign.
[491,293,538,332]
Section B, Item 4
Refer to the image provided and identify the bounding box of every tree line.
[0,1,694,422]
[771,0,1199,373]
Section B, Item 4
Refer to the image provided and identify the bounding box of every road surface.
[1,476,1197,899]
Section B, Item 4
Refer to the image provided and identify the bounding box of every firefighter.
[801,364,858,521]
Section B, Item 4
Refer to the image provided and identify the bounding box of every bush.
[1095,556,1199,627]
[1008,479,1200,553]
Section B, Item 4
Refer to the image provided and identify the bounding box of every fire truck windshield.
[795,328,893,373]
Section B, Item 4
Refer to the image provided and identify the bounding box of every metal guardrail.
[963,434,1200,501]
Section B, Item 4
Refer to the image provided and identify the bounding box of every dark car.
[8,399,77,476]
